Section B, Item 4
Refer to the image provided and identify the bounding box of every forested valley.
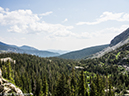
[0,43,129,96]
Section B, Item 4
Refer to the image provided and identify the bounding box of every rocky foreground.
[0,68,24,96]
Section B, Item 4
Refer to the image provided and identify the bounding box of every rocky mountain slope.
[110,28,129,47]
[92,28,129,58]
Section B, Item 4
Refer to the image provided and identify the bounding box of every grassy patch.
[116,52,121,60]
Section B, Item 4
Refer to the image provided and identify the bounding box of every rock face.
[0,69,24,96]
[92,28,129,58]
[110,28,129,47]
[0,57,16,64]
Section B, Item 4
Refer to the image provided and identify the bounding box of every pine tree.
[65,75,71,96]
[42,76,48,96]
[95,74,105,96]
[105,75,109,96]
[39,78,44,96]
[70,68,77,96]
[90,81,97,96]
[31,78,36,95]
[77,70,87,96]
[2,63,7,78]
[2,60,15,83]
[55,74,66,96]
[55,73,71,96]
[108,78,114,96]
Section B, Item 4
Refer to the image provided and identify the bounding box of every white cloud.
[49,24,129,40]
[102,25,129,33]
[39,11,53,16]
[1,7,128,41]
[62,18,68,23]
[71,24,129,39]
[0,7,74,36]
[0,7,4,12]
[76,12,129,25]
[8,25,22,33]
[21,37,26,40]
[0,9,39,26]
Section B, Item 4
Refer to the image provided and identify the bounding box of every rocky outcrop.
[92,28,129,58]
[0,69,24,96]
[0,57,16,64]
[74,66,84,70]
[110,28,129,47]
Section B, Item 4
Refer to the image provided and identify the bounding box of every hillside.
[59,44,109,59]
[81,43,129,72]
[0,41,59,57]
[92,28,129,58]
[78,43,129,95]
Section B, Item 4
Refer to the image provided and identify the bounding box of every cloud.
[8,25,22,33]
[62,18,68,23]
[103,25,129,33]
[71,24,129,39]
[1,7,128,40]
[0,6,74,36]
[21,37,26,40]
[76,12,129,25]
[39,11,53,16]
[0,7,4,12]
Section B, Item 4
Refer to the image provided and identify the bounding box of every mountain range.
[1,27,129,59]
[0,41,109,59]
[0,42,59,57]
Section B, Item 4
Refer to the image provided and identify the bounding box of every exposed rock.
[110,28,129,47]
[92,28,129,58]
[0,68,24,96]
[74,66,84,70]
[0,57,16,64]
[0,85,4,92]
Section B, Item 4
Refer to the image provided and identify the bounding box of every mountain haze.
[0,41,59,57]
[20,45,38,50]
[47,49,69,55]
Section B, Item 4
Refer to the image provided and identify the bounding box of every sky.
[0,0,129,51]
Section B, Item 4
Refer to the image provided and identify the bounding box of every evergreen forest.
[1,43,129,96]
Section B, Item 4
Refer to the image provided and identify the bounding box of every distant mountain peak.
[20,45,38,50]
[0,41,59,57]
[0,41,8,46]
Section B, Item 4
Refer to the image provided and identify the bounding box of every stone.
[0,68,24,96]
[0,85,4,92]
